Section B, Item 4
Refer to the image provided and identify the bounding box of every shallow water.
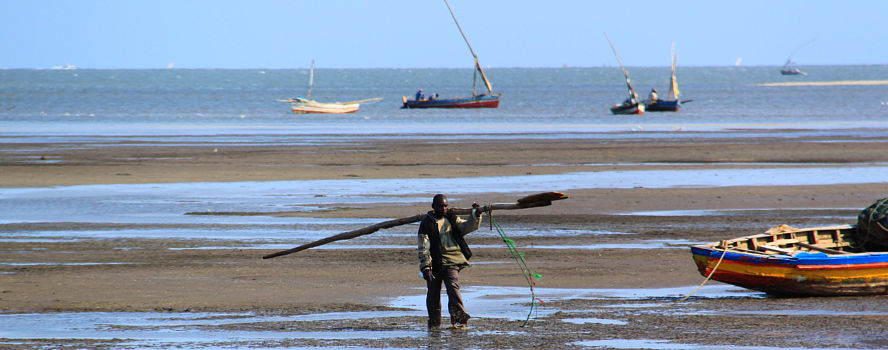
[572,339,870,350]
[0,284,758,347]
[2,166,885,227]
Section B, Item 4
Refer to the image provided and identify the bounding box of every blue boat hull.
[402,94,500,109]
[646,100,680,112]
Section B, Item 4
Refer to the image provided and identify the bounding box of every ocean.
[2,65,888,139]
[3,66,888,348]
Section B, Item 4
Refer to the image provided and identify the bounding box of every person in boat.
[417,194,483,330]
[648,88,659,103]
[415,89,424,101]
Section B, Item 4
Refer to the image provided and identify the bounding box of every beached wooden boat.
[646,42,683,112]
[604,33,644,115]
[691,224,888,296]
[401,0,500,109]
[281,60,380,114]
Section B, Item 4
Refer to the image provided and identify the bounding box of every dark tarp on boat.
[857,198,888,250]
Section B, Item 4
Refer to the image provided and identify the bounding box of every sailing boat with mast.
[604,33,644,115]
[780,39,814,76]
[647,42,682,112]
[280,60,381,114]
[401,0,500,109]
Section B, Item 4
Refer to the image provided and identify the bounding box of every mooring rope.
[668,245,728,305]
[485,206,541,326]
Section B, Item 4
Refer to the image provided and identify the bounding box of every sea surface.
[2,65,888,140]
[2,65,888,239]
[3,66,888,349]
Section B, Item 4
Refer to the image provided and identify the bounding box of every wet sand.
[2,135,888,348]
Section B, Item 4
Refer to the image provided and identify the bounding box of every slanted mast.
[604,33,639,103]
[444,0,493,96]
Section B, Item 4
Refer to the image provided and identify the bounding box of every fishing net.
[856,198,888,250]
[486,207,542,327]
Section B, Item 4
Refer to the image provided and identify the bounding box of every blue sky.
[2,1,885,69]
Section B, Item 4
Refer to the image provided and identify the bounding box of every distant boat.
[280,60,381,114]
[401,0,500,109]
[780,59,807,76]
[604,33,644,115]
[646,42,684,112]
[51,64,77,70]
[780,39,814,76]
[691,224,888,296]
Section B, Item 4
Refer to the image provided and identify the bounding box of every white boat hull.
[290,100,360,114]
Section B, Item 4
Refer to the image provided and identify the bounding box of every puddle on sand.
[724,310,888,317]
[572,339,871,350]
[561,317,628,325]
[2,165,887,225]
[388,284,764,321]
[0,311,424,345]
[627,208,860,218]
[0,284,761,347]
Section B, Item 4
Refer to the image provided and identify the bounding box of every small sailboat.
[780,59,806,76]
[604,33,644,115]
[646,42,683,112]
[401,0,500,109]
[780,39,814,76]
[280,60,381,114]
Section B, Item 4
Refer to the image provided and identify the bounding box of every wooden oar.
[261,191,568,259]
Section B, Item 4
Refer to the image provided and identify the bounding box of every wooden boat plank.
[757,245,794,255]
[797,242,850,254]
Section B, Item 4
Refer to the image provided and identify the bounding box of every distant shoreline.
[758,80,888,87]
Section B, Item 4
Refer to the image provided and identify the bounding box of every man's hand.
[472,202,482,217]
[422,268,435,281]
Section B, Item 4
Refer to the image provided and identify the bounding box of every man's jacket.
[417,210,482,274]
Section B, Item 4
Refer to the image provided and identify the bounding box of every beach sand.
[2,135,888,348]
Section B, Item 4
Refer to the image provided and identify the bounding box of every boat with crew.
[780,39,814,76]
[604,33,644,115]
[401,0,500,109]
[646,42,685,112]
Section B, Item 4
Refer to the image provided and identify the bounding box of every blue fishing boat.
[402,0,500,109]
[604,33,644,115]
[646,42,684,112]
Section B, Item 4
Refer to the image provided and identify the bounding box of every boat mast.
[668,41,678,101]
[307,59,315,100]
[443,0,493,96]
[604,32,639,102]
[784,39,815,69]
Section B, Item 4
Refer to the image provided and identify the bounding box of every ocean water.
[2,68,888,349]
[2,65,888,139]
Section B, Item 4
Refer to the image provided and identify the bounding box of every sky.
[2,0,886,69]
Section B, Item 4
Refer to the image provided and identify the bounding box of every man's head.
[431,194,448,218]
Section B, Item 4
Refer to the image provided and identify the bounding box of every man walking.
[417,194,483,330]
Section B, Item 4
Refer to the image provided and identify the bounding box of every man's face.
[432,197,448,218]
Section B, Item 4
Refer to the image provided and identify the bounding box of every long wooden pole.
[262,192,568,259]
